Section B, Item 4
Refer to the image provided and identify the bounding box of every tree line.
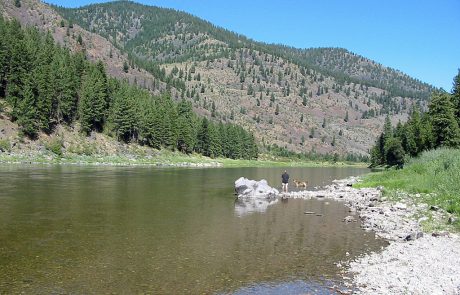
[0,18,258,159]
[370,71,460,167]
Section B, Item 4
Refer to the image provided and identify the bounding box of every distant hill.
[3,0,436,157]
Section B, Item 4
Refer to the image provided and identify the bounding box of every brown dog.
[293,179,308,188]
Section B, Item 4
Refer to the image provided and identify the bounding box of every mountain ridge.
[53,0,435,100]
[2,0,435,157]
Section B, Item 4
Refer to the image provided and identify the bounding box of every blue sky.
[47,0,460,91]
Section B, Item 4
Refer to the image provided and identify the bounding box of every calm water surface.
[0,165,385,294]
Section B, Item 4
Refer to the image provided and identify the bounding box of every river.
[0,165,385,294]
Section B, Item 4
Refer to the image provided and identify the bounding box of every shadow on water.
[0,165,384,294]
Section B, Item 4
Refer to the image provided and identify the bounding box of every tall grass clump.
[357,148,460,217]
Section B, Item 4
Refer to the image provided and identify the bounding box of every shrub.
[0,139,11,152]
[45,137,63,156]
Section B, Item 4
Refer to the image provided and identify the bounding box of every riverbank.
[283,176,460,294]
[0,151,367,168]
[0,116,367,168]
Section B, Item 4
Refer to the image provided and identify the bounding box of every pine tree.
[139,100,161,149]
[404,107,422,156]
[370,134,385,167]
[110,84,138,142]
[219,122,230,158]
[452,69,460,126]
[79,65,108,134]
[208,122,222,158]
[176,99,195,153]
[54,51,79,123]
[0,18,8,98]
[16,79,39,137]
[160,96,178,150]
[196,117,210,156]
[384,138,405,168]
[33,32,56,132]
[429,92,460,147]
[6,21,30,120]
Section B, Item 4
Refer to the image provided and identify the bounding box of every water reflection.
[234,197,279,217]
[0,165,384,294]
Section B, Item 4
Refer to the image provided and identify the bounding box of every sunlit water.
[0,165,385,294]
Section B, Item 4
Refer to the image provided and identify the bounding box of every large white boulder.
[234,177,279,198]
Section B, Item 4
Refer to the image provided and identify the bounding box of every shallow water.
[0,165,385,294]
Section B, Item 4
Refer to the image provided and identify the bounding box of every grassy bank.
[356,148,460,230]
[0,149,367,168]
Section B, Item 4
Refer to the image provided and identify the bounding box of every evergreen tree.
[176,99,195,153]
[370,134,385,167]
[16,79,39,137]
[79,65,108,134]
[0,18,8,98]
[384,137,405,168]
[404,107,422,156]
[208,122,222,158]
[429,92,460,147]
[53,51,79,124]
[196,117,210,156]
[33,32,55,132]
[110,84,138,142]
[452,69,460,126]
[6,21,30,120]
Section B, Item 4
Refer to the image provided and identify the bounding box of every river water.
[0,165,385,294]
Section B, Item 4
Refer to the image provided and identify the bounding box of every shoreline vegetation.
[348,148,460,294]
[356,148,460,229]
[275,147,460,293]
[0,150,367,168]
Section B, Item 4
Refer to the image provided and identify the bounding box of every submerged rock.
[234,177,279,198]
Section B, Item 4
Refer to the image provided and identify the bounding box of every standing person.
[281,170,289,193]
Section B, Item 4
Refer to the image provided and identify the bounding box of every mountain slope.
[4,0,435,157]
[54,1,434,100]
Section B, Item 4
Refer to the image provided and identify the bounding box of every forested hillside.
[370,71,460,167]
[0,16,258,159]
[54,1,433,99]
[1,0,437,158]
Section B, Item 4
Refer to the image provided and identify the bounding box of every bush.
[359,148,460,219]
[0,139,11,152]
[45,137,63,156]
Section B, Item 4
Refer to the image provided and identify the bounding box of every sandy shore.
[284,177,460,294]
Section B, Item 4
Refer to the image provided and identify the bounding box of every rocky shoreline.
[283,177,460,294]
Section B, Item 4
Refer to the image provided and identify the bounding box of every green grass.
[356,148,460,229]
[0,147,368,168]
